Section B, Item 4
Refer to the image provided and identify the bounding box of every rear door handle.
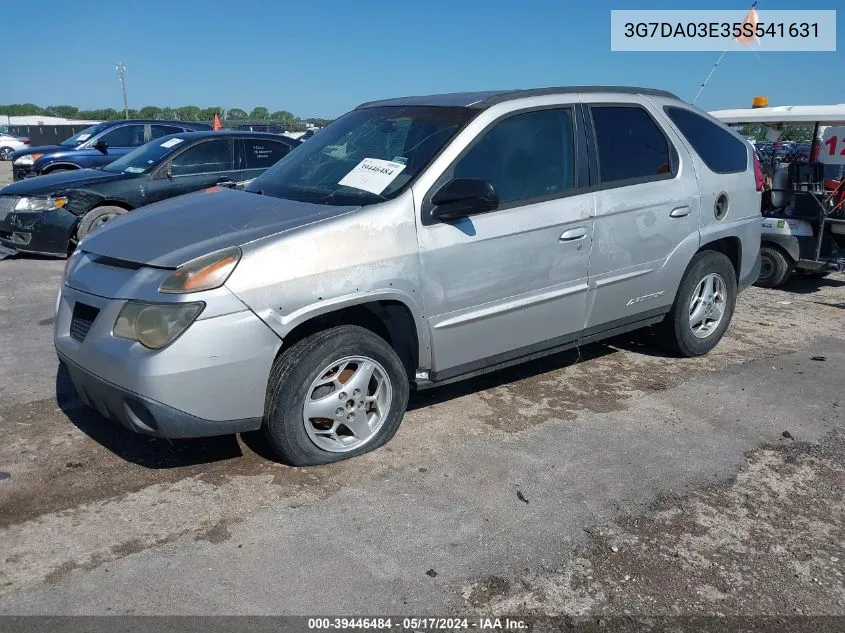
[559,227,588,241]
[670,206,691,218]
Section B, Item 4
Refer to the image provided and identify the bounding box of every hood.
[79,187,360,268]
[33,148,103,166]
[9,144,64,160]
[1,168,130,196]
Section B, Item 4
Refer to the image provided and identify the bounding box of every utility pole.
[115,63,129,119]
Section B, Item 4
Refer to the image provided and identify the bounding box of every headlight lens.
[113,301,204,350]
[159,247,241,294]
[14,153,42,166]
[14,196,67,212]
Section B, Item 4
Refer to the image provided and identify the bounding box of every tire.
[756,244,793,289]
[660,250,738,357]
[263,325,410,466]
[0,147,13,161]
[44,167,73,174]
[76,205,128,241]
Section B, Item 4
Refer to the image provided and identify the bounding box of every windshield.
[103,136,186,174]
[245,106,476,205]
[60,122,112,147]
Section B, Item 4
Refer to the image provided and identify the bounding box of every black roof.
[95,119,211,128]
[356,86,681,110]
[156,130,301,144]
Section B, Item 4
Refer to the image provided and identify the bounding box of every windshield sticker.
[77,133,91,142]
[338,158,406,195]
[391,156,408,165]
[160,138,183,148]
[124,167,145,174]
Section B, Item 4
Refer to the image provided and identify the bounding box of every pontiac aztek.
[55,87,762,465]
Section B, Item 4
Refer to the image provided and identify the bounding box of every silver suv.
[55,87,761,465]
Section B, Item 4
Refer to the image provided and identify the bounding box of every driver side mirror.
[93,140,109,154]
[430,178,499,221]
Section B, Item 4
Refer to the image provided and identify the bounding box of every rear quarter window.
[240,139,291,170]
[664,106,748,174]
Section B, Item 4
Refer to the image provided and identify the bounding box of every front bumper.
[54,283,282,438]
[0,208,78,257]
[59,354,262,438]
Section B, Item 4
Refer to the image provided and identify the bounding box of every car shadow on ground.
[407,336,659,411]
[781,274,845,295]
[56,362,247,469]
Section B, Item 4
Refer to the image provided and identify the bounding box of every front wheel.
[756,244,793,289]
[659,250,737,357]
[76,205,128,241]
[0,147,13,161]
[263,325,410,466]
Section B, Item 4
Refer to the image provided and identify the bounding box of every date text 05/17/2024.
[307,618,529,630]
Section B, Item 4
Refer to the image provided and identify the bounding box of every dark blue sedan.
[0,131,299,256]
[9,120,212,181]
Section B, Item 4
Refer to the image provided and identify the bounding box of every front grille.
[70,303,100,343]
[0,196,20,223]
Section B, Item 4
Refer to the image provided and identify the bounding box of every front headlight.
[14,153,42,166]
[14,196,67,212]
[159,247,241,294]
[113,301,204,350]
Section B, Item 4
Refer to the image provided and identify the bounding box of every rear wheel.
[756,244,793,289]
[659,250,737,357]
[76,205,128,241]
[263,325,410,466]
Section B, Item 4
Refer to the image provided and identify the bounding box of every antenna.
[115,63,129,119]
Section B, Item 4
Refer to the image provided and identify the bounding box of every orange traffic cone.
[213,113,222,131]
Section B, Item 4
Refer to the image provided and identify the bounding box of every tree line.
[0,104,333,130]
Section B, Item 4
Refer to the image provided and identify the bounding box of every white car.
[0,131,30,160]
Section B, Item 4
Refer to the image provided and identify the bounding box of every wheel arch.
[698,235,742,282]
[91,200,134,212]
[270,294,428,379]
[760,234,799,263]
[41,161,82,173]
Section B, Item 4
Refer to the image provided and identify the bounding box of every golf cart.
[711,103,845,288]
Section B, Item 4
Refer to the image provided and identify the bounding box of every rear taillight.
[753,152,764,192]
[22,139,30,145]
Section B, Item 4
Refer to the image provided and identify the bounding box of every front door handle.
[559,227,588,241]
[670,206,691,218]
[216,179,237,188]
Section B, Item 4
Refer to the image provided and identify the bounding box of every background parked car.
[0,131,30,160]
[0,131,299,256]
[9,120,212,181]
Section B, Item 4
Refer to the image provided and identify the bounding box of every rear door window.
[664,106,748,174]
[171,139,234,176]
[99,124,146,148]
[151,124,186,140]
[590,106,673,186]
[238,139,292,170]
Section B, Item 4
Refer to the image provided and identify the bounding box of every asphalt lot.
[0,160,843,618]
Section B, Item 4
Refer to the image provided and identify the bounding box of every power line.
[115,63,129,119]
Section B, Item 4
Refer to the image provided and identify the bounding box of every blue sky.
[4,0,843,118]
